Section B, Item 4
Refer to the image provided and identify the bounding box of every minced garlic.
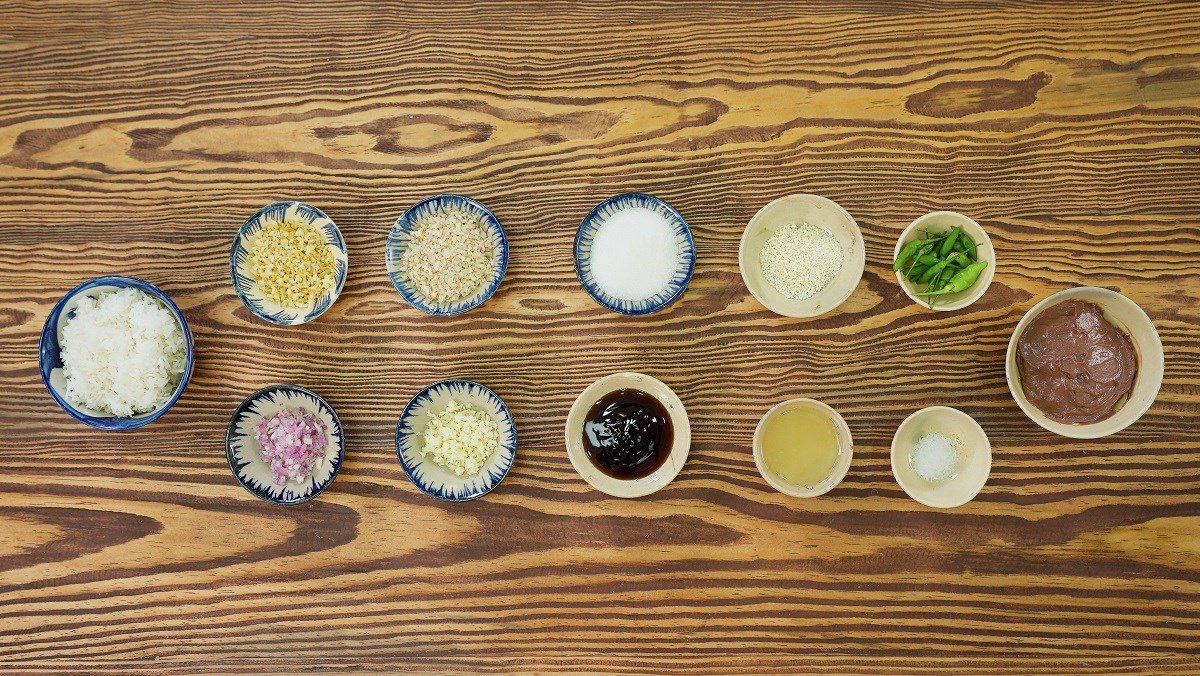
[246,218,336,309]
[401,208,494,305]
[420,399,500,476]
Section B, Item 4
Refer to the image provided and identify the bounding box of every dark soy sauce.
[583,388,673,479]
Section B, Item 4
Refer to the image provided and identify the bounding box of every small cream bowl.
[739,194,866,318]
[565,372,690,498]
[894,211,995,312]
[752,398,853,498]
[891,406,991,509]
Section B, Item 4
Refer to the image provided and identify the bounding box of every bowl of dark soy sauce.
[565,372,691,498]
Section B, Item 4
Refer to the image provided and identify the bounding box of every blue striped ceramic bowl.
[38,276,195,430]
[574,193,696,315]
[230,201,348,326]
[395,379,517,502]
[385,195,508,316]
[225,384,345,505]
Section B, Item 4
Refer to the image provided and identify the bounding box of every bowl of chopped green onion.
[893,211,995,312]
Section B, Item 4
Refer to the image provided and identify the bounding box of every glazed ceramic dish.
[739,194,866,318]
[894,211,996,312]
[230,201,348,326]
[565,372,691,498]
[385,194,509,316]
[752,398,853,498]
[891,406,991,509]
[574,193,696,315]
[39,276,195,430]
[396,379,518,501]
[1006,286,1163,439]
[225,384,345,505]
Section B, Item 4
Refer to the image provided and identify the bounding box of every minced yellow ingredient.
[420,399,500,476]
[246,218,335,309]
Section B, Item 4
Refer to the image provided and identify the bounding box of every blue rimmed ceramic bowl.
[230,201,348,326]
[395,379,517,502]
[574,193,696,315]
[225,384,345,505]
[38,276,194,430]
[385,195,508,316]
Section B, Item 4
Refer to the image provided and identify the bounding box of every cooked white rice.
[60,288,187,417]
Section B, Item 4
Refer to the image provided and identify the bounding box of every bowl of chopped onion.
[230,201,348,326]
[225,384,345,505]
[395,379,518,501]
[386,195,509,316]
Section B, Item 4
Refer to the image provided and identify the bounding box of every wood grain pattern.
[1,0,1199,672]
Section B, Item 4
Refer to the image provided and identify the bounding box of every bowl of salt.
[890,406,991,509]
[574,193,696,315]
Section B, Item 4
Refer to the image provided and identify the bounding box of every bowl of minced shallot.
[225,385,345,505]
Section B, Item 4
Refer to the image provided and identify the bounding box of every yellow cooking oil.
[761,405,841,489]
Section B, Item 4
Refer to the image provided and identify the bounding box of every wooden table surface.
[2,1,1200,672]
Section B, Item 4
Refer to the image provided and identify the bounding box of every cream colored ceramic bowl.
[1006,286,1163,439]
[894,211,996,312]
[891,406,991,509]
[739,194,866,318]
[752,398,853,498]
[565,372,690,498]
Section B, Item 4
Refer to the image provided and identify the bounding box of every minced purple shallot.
[255,407,328,484]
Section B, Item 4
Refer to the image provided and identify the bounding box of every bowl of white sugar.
[39,276,194,430]
[890,406,991,509]
[739,194,866,318]
[574,193,695,315]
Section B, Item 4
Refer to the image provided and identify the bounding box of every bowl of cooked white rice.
[39,276,194,430]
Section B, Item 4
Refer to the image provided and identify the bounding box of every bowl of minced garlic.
[231,201,347,325]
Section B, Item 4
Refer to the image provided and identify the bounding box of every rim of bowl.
[889,406,991,509]
[395,378,518,502]
[738,194,866,318]
[224,384,346,505]
[565,372,691,498]
[573,192,696,315]
[385,194,509,316]
[893,210,995,312]
[752,398,854,498]
[38,275,195,430]
[1005,286,1163,439]
[229,201,348,326]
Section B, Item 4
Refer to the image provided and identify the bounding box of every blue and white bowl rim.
[385,194,509,317]
[224,384,345,505]
[395,378,518,502]
[574,192,696,315]
[38,275,195,430]
[229,200,348,326]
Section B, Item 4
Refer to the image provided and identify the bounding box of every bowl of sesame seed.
[385,194,509,316]
[230,201,348,326]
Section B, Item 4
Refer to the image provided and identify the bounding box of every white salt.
[910,433,958,484]
[589,207,680,302]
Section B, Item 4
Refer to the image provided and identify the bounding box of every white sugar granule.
[910,433,959,484]
[589,207,681,302]
[759,222,844,300]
